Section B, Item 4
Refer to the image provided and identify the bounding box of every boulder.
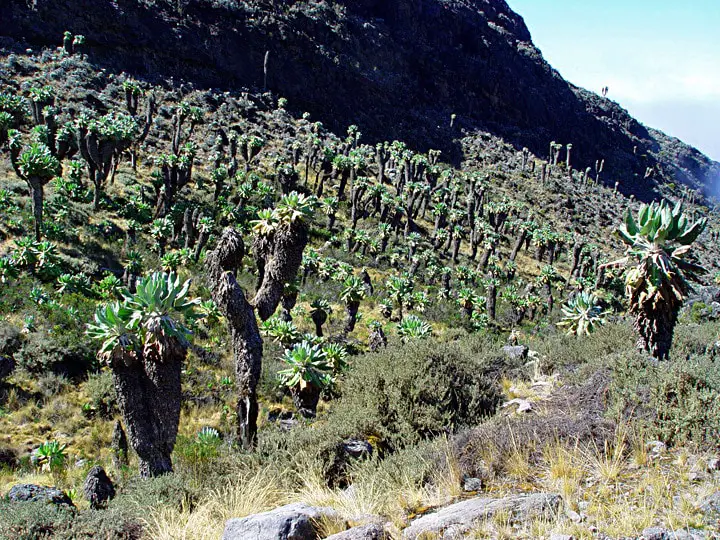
[642,527,670,540]
[0,446,18,468]
[700,491,720,525]
[324,522,388,539]
[7,484,74,508]
[222,502,338,540]
[342,439,373,460]
[462,477,483,492]
[642,527,707,540]
[402,493,562,539]
[83,465,116,509]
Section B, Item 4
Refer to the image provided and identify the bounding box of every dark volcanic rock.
[3,0,718,199]
[82,465,116,509]
[7,484,75,508]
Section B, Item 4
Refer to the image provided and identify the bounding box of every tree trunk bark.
[291,384,321,419]
[29,180,44,242]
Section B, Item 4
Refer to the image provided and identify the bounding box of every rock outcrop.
[401,492,562,539]
[222,502,338,540]
[7,484,75,508]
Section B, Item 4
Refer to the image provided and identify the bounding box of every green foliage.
[261,317,301,348]
[15,321,96,377]
[610,349,720,448]
[0,92,28,122]
[340,275,365,304]
[17,143,61,179]
[31,440,67,473]
[87,272,199,358]
[85,370,117,418]
[323,342,348,373]
[558,291,610,336]
[277,341,333,390]
[0,500,144,540]
[330,336,502,449]
[397,315,432,340]
[616,200,706,305]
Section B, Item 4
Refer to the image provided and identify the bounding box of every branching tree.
[206,192,316,448]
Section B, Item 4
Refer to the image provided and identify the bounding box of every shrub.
[328,335,502,450]
[118,473,198,512]
[0,501,143,540]
[0,323,21,357]
[610,350,720,448]
[15,330,95,377]
[85,370,117,418]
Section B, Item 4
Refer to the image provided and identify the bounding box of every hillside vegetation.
[0,11,720,540]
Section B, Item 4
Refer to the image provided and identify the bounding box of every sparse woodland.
[1,26,720,540]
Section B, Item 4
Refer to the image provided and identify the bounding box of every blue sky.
[506,0,720,161]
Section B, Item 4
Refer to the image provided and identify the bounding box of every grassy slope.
[0,47,719,540]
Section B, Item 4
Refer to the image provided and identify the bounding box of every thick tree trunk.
[93,171,103,211]
[29,181,44,242]
[510,231,526,262]
[344,301,359,335]
[311,311,327,337]
[369,327,387,352]
[632,302,678,361]
[206,229,264,449]
[487,283,497,320]
[291,384,321,419]
[110,337,185,478]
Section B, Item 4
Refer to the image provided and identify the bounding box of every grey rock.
[647,440,667,455]
[402,493,562,539]
[502,345,529,361]
[222,502,338,540]
[642,527,670,540]
[342,440,372,459]
[82,465,115,509]
[700,491,720,524]
[643,526,707,540]
[687,471,704,483]
[566,509,582,523]
[7,484,74,508]
[324,522,388,539]
[673,529,706,540]
[706,457,720,471]
[462,477,483,492]
[549,535,574,540]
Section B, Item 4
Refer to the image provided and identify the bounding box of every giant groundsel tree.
[608,200,706,360]
[87,272,198,477]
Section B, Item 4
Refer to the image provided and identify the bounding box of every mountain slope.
[2,0,718,199]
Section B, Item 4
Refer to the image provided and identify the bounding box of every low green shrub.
[118,472,198,512]
[258,334,503,485]
[0,501,143,540]
[15,331,95,378]
[331,336,503,449]
[610,351,720,448]
[85,371,117,418]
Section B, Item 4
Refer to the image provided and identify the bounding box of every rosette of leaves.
[397,315,432,341]
[31,441,67,474]
[557,291,611,336]
[278,341,332,418]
